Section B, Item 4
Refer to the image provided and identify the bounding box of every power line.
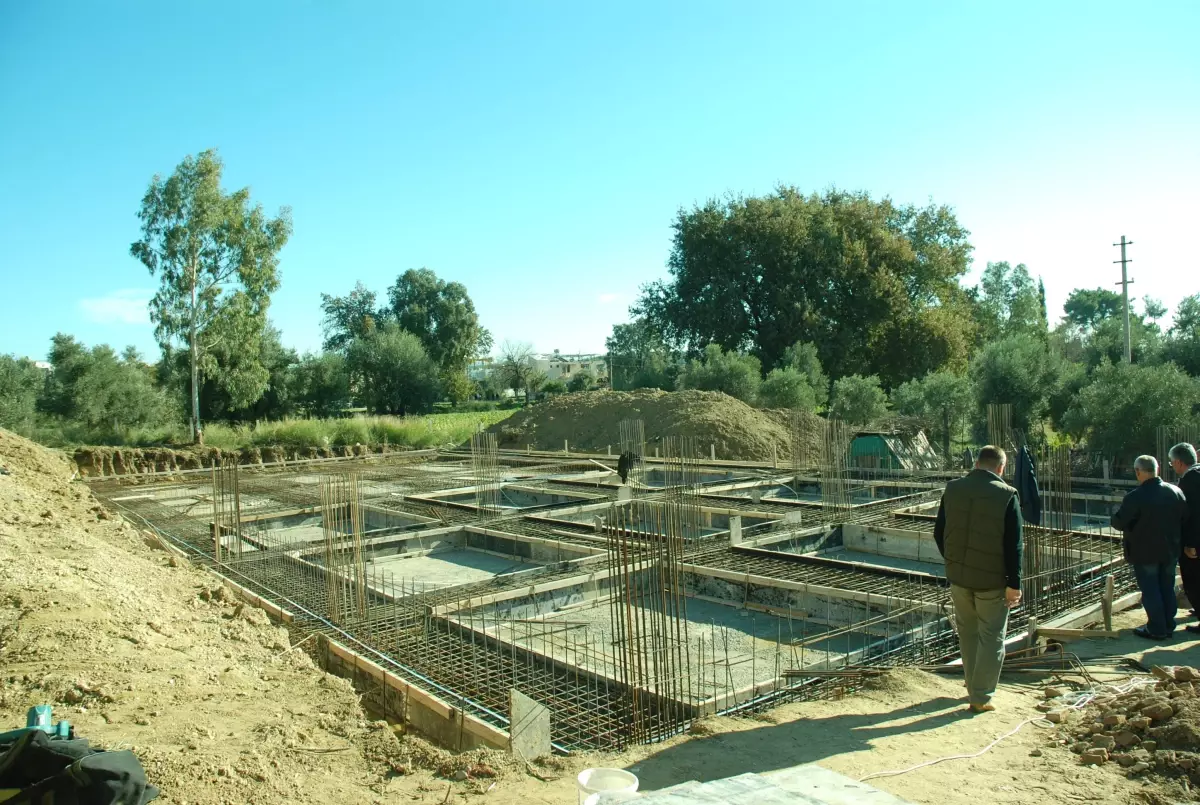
[1113,235,1134,363]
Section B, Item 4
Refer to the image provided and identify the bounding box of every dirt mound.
[1052,666,1200,800]
[0,428,518,803]
[489,390,822,462]
[73,443,391,480]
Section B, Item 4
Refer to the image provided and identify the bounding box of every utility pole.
[1113,236,1134,363]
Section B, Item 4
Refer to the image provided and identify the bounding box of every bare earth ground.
[3,425,1199,805]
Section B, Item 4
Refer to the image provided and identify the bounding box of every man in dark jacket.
[1111,455,1188,640]
[934,445,1023,714]
[1168,443,1200,633]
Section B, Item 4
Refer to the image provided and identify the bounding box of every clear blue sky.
[2,1,1197,362]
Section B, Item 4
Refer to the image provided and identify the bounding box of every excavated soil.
[0,428,524,804]
[489,389,822,462]
[72,442,394,480]
[1052,664,1200,800]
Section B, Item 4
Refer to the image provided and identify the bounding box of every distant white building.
[467,357,495,382]
[470,351,610,386]
[529,351,609,384]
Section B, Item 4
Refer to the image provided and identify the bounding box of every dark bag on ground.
[0,730,158,804]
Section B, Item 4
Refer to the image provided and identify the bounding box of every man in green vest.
[934,445,1024,713]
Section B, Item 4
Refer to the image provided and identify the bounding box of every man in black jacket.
[1168,443,1200,633]
[1111,455,1188,640]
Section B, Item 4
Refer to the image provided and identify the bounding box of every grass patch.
[38,410,517,451]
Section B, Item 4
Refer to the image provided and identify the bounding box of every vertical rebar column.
[821,420,851,513]
[792,411,815,481]
[320,472,367,625]
[986,404,1014,472]
[471,431,501,519]
[604,489,693,746]
[211,458,242,563]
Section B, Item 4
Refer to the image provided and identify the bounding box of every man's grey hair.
[1169,442,1198,467]
[1135,455,1159,476]
[976,445,1006,472]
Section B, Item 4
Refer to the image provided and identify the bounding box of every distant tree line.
[0,150,497,445]
[605,187,1200,463]
[3,159,1198,464]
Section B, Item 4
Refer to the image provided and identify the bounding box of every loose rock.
[1114,730,1140,748]
[1141,703,1174,721]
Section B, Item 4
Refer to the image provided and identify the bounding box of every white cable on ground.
[858,676,1157,783]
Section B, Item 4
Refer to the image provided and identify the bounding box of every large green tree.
[634,188,975,387]
[972,261,1047,342]
[289,352,351,417]
[1164,294,1200,377]
[891,371,974,458]
[605,319,675,390]
[758,368,819,411]
[0,355,43,433]
[320,282,379,352]
[1063,287,1124,331]
[829,374,889,426]
[72,346,167,431]
[677,344,761,403]
[37,335,167,433]
[346,323,440,415]
[1084,313,1161,368]
[1064,361,1199,461]
[971,332,1063,434]
[778,341,829,407]
[156,324,298,423]
[38,334,92,418]
[385,268,490,376]
[130,149,292,443]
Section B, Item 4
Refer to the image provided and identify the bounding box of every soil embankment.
[72,442,399,479]
[0,428,517,804]
[489,389,822,462]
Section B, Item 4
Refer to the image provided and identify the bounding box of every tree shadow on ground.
[625,696,966,791]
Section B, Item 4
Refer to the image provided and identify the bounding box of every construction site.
[80,405,1168,760]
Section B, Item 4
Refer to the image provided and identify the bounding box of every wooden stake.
[1102,574,1115,632]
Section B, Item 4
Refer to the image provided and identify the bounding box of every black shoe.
[1186,624,1200,634]
[1133,626,1170,640]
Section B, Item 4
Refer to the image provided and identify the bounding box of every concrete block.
[617,485,633,502]
[728,515,743,546]
[783,511,803,525]
[509,689,551,760]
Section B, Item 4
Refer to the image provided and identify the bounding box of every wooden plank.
[1038,627,1121,640]
[679,563,940,614]
[321,636,510,748]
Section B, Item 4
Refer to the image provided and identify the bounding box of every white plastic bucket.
[577,768,639,804]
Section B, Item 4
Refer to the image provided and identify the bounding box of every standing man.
[1168,443,1200,633]
[934,445,1023,714]
[1111,455,1188,640]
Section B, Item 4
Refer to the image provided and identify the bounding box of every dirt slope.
[0,428,515,804]
[490,389,821,462]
